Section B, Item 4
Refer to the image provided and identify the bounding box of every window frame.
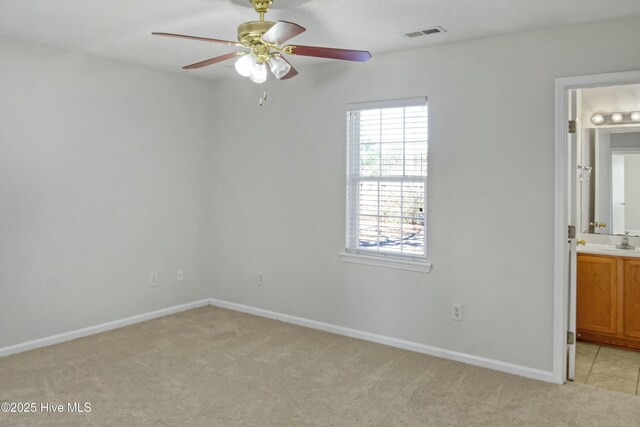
[341,97,431,273]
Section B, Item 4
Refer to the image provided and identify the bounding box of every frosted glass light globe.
[268,56,291,79]
[631,112,640,122]
[591,114,605,125]
[611,112,624,122]
[235,54,256,77]
[249,63,268,83]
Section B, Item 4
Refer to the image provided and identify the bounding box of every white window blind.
[346,101,428,261]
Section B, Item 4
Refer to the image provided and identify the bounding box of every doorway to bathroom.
[555,71,640,394]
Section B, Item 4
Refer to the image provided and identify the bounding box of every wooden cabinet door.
[577,255,618,335]
[623,259,640,339]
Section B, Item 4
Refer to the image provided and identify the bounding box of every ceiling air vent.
[404,26,446,38]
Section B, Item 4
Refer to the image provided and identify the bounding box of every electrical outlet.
[451,303,463,321]
[150,272,159,288]
[177,269,184,282]
[258,272,264,286]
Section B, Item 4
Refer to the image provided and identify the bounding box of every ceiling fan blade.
[183,52,246,70]
[261,21,306,45]
[284,45,371,62]
[280,67,300,80]
[152,32,242,47]
[281,67,299,80]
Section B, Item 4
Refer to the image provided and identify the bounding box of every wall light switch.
[150,272,159,287]
[177,269,184,282]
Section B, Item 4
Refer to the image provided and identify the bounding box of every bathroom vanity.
[574,125,640,350]
[577,249,640,350]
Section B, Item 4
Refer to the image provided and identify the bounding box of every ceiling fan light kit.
[153,0,371,83]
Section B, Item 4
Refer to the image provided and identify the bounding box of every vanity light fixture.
[591,111,640,125]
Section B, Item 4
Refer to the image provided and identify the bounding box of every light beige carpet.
[1,306,639,426]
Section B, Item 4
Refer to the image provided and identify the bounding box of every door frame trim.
[553,69,640,385]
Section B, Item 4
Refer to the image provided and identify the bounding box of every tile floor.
[575,341,640,395]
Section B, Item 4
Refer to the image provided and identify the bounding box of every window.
[344,98,429,271]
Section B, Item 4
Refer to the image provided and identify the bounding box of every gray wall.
[625,154,640,233]
[207,17,640,372]
[611,131,640,149]
[579,129,595,233]
[0,37,216,347]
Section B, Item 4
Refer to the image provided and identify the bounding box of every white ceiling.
[1,0,640,80]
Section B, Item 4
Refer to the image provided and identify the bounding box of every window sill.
[340,252,432,273]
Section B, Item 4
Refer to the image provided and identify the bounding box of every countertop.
[577,243,640,258]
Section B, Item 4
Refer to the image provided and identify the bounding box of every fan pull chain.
[259,91,268,107]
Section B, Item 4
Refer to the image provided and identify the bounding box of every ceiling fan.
[153,0,371,83]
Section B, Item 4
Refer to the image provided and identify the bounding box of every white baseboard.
[209,298,557,384]
[0,299,211,358]
[0,297,556,385]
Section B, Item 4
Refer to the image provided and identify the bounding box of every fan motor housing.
[238,20,275,46]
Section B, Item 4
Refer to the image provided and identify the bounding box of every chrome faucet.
[616,232,636,250]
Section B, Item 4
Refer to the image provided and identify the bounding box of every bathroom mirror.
[578,127,640,236]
